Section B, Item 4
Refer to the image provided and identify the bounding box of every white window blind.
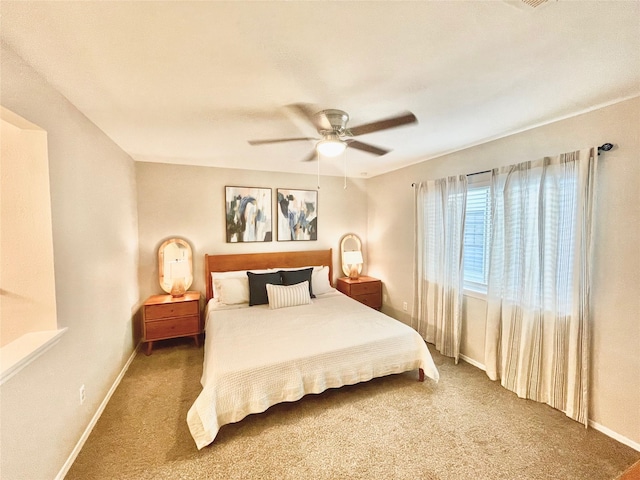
[463,183,491,292]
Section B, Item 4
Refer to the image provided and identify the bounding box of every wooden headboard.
[205,249,333,301]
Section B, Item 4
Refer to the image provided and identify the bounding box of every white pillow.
[214,277,250,305]
[211,269,271,299]
[311,266,333,295]
[266,281,311,309]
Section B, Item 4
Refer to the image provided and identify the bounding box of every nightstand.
[142,291,201,355]
[336,276,382,310]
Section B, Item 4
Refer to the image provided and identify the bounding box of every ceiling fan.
[248,105,418,162]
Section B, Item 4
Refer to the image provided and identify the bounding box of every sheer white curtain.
[413,176,467,363]
[484,148,597,425]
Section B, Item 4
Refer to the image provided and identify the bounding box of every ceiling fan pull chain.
[343,149,347,190]
[317,150,321,189]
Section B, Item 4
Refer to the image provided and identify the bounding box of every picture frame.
[225,186,272,242]
[276,189,318,241]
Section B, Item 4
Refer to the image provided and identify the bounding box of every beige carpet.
[67,340,639,480]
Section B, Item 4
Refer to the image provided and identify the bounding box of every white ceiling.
[1,1,639,178]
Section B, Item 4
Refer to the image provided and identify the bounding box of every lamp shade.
[169,260,190,279]
[343,250,363,280]
[343,250,363,266]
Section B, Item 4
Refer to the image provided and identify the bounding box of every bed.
[187,249,439,449]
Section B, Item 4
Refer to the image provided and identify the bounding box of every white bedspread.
[187,292,439,449]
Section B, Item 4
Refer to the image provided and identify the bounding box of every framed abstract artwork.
[276,189,318,241]
[225,186,272,242]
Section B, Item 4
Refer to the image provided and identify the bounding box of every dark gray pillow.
[280,268,315,298]
[247,271,283,306]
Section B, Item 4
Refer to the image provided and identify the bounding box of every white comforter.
[187,291,439,449]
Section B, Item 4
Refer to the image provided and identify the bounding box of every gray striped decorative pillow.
[265,281,311,309]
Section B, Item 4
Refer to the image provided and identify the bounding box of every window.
[463,181,491,293]
[1,107,65,385]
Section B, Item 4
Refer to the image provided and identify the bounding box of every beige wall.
[1,111,57,346]
[367,96,640,446]
[135,162,369,304]
[0,44,140,479]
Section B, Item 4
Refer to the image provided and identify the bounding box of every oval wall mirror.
[158,238,194,296]
[340,233,363,277]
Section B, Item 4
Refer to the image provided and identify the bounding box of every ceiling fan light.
[316,136,346,157]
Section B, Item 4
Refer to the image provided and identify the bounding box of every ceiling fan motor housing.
[317,109,349,135]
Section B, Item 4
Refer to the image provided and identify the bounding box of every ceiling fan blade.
[346,139,390,156]
[348,111,417,137]
[248,137,316,146]
[287,103,331,131]
[288,103,317,121]
[301,150,318,162]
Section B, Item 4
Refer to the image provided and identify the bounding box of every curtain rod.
[411,143,615,187]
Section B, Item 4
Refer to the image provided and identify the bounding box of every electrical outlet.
[79,385,86,405]
[402,301,408,311]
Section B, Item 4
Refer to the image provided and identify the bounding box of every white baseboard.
[459,353,640,452]
[459,353,486,371]
[55,344,140,480]
[589,419,640,452]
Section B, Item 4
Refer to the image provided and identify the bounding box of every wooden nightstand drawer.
[145,300,198,320]
[354,292,382,309]
[350,281,381,296]
[336,276,383,310]
[145,315,200,340]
